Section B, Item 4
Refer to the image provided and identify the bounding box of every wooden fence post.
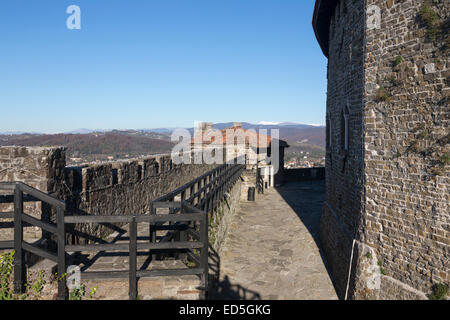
[13,185,25,294]
[179,191,187,262]
[57,206,68,300]
[200,214,209,300]
[129,216,137,300]
[150,202,156,261]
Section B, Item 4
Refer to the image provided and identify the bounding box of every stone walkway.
[212,180,338,300]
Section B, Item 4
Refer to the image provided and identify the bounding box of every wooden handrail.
[64,213,206,224]
[0,182,68,298]
[3,157,245,300]
[154,155,245,203]
[17,182,65,209]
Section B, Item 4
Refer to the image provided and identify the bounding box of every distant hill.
[191,122,323,131]
[0,132,174,163]
[278,127,325,148]
[0,123,325,164]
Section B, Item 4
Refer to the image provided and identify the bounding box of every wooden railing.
[152,155,246,210]
[0,182,67,299]
[64,201,208,300]
[150,156,245,275]
[0,156,245,300]
[256,168,265,194]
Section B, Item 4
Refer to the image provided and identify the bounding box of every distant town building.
[191,122,289,186]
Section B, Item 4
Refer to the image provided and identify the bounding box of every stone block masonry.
[316,0,367,298]
[360,0,449,300]
[314,0,449,300]
[209,180,242,255]
[70,170,244,300]
[0,146,216,243]
[0,147,66,243]
[64,155,215,240]
[0,146,243,299]
[284,167,326,182]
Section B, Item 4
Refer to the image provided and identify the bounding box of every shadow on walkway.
[275,179,337,292]
[276,180,325,243]
[209,275,262,300]
[208,245,261,300]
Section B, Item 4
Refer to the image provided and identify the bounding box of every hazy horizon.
[0,121,326,135]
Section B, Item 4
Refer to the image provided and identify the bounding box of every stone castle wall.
[63,155,215,240]
[319,0,367,299]
[209,180,242,255]
[284,167,325,182]
[0,147,66,243]
[320,0,449,300]
[0,146,216,242]
[0,146,243,300]
[359,0,449,299]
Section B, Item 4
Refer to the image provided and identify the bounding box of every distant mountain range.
[0,122,325,163]
[0,122,324,135]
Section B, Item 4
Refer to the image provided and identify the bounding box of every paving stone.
[212,181,338,300]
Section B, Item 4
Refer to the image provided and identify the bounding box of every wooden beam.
[22,242,58,263]
[17,183,65,209]
[22,213,58,234]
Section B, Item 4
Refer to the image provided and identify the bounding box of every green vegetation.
[418,6,440,41]
[88,286,98,299]
[393,56,403,67]
[417,127,431,140]
[0,251,14,300]
[1,251,43,300]
[431,153,450,176]
[375,87,391,102]
[407,125,449,177]
[439,153,450,166]
[388,76,402,87]
[69,284,86,300]
[377,261,386,275]
[31,271,45,296]
[428,283,449,300]
[1,251,97,300]
[208,200,227,246]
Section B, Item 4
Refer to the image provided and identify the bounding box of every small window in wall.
[341,106,350,151]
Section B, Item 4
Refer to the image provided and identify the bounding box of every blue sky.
[0,0,327,133]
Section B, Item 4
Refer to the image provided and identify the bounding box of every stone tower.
[313,0,449,299]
